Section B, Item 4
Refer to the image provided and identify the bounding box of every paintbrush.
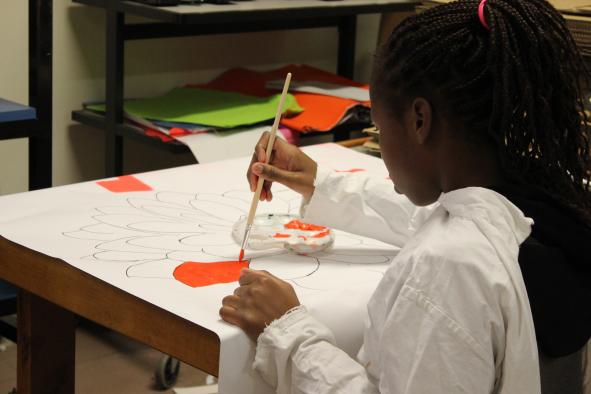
[239,72,292,261]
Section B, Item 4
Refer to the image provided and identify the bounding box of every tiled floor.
[0,319,209,393]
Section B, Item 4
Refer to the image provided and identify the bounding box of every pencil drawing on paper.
[62,189,395,290]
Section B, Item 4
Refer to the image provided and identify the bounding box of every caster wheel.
[155,355,181,390]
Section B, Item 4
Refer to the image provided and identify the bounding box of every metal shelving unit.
[0,0,52,190]
[71,0,417,177]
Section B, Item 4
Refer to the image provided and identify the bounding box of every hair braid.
[373,0,591,224]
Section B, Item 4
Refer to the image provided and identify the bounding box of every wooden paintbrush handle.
[245,73,292,227]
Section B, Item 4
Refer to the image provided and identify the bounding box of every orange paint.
[335,168,366,173]
[312,230,330,238]
[97,175,153,193]
[173,260,249,288]
[298,235,308,241]
[239,249,245,261]
[273,233,291,238]
[284,220,326,231]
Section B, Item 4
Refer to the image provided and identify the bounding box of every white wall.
[0,0,380,195]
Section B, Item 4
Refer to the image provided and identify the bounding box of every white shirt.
[253,167,541,394]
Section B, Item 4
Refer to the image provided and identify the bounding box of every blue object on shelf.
[0,98,37,123]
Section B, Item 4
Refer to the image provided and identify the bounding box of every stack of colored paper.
[83,65,375,163]
[86,87,302,130]
[197,64,372,133]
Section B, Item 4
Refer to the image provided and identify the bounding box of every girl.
[220,0,591,392]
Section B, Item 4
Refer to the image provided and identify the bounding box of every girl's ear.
[411,97,432,144]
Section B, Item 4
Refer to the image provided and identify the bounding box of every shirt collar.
[438,187,533,245]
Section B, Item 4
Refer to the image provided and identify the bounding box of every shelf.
[0,99,38,141]
[72,0,403,176]
[72,109,370,151]
[74,0,418,24]
[0,98,36,123]
[72,110,190,153]
[0,119,38,141]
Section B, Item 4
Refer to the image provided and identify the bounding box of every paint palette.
[232,214,334,254]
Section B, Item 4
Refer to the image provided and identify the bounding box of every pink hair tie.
[478,0,490,30]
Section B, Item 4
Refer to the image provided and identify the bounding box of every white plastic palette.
[232,214,334,254]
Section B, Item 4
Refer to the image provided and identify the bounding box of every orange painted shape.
[97,175,153,193]
[284,219,326,231]
[312,230,330,238]
[173,260,249,288]
[298,235,308,241]
[335,168,366,173]
[273,233,291,238]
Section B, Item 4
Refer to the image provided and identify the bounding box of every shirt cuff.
[253,305,336,389]
[299,166,332,218]
[253,306,310,387]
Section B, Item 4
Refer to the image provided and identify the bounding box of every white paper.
[266,79,370,102]
[174,385,218,394]
[0,144,397,394]
[176,125,283,163]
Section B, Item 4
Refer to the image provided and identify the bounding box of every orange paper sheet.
[96,175,153,193]
[196,65,370,133]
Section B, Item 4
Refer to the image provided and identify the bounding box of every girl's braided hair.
[373,0,591,223]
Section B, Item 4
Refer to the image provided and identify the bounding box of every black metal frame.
[0,1,52,343]
[72,0,416,177]
[0,0,53,190]
[28,0,54,190]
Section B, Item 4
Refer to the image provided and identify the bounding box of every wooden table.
[0,142,390,394]
[0,236,219,394]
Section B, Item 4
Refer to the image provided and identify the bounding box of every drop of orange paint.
[284,220,326,231]
[173,260,249,288]
[273,233,291,238]
[312,230,330,238]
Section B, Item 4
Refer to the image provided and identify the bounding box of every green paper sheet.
[87,87,303,129]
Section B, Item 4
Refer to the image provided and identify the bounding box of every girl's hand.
[247,132,318,202]
[219,268,300,341]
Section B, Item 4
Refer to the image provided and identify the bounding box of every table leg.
[17,290,75,394]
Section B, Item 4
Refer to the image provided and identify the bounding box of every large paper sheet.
[176,125,284,164]
[0,144,397,394]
